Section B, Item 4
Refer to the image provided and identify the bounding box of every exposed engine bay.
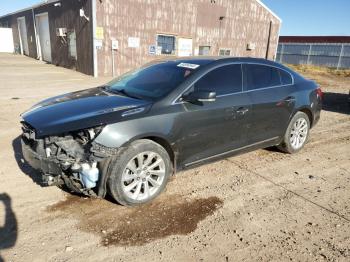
[21,122,117,197]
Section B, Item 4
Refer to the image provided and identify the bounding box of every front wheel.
[278,111,310,154]
[107,139,172,206]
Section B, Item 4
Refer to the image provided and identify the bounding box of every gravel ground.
[0,54,349,262]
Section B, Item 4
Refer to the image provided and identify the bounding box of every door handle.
[283,96,296,103]
[236,107,249,115]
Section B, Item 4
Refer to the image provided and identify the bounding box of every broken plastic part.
[79,162,99,189]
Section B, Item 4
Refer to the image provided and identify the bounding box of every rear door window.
[245,64,281,90]
[194,64,242,95]
[279,69,293,85]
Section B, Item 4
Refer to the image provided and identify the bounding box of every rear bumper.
[21,138,62,176]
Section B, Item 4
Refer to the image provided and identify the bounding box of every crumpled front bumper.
[21,138,62,176]
[21,137,109,196]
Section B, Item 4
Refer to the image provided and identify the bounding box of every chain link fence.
[276,43,350,69]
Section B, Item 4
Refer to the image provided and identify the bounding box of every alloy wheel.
[121,151,166,201]
[290,118,308,150]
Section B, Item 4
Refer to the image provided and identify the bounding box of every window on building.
[219,48,231,56]
[157,35,176,55]
[199,46,211,56]
[68,30,77,60]
[246,64,281,90]
[194,64,243,95]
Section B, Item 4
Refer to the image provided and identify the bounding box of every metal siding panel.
[35,0,93,75]
[275,53,281,62]
[340,57,350,68]
[342,45,350,57]
[279,36,350,44]
[0,0,94,75]
[96,0,281,76]
[283,44,310,55]
[309,55,339,68]
[1,11,38,58]
[277,44,282,52]
[310,44,342,57]
[277,43,350,68]
[281,54,309,65]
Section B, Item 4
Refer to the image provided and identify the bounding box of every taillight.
[316,87,323,100]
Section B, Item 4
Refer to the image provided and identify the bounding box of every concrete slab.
[0,53,111,101]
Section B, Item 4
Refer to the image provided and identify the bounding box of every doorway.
[35,13,52,62]
[17,17,29,56]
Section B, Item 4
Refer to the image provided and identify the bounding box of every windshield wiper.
[98,85,111,93]
[107,87,143,100]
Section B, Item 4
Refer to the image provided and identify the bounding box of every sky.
[1,0,349,36]
[261,0,349,36]
[0,0,40,16]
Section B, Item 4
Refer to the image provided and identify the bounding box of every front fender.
[94,114,176,148]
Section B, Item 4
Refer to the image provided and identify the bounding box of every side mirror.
[183,90,216,103]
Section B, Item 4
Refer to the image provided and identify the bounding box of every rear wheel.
[107,139,172,206]
[278,111,310,154]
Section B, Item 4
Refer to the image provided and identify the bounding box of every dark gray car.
[21,57,322,206]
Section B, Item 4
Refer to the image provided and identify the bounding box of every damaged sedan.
[21,57,322,206]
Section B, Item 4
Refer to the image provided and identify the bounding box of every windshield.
[105,61,201,101]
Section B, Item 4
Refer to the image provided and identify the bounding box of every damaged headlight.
[42,125,106,163]
[72,125,106,144]
[86,125,105,140]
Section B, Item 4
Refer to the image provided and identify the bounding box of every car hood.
[22,87,151,137]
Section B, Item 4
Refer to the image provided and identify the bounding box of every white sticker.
[177,63,200,69]
[128,37,140,48]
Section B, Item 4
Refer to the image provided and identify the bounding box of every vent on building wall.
[80,9,90,22]
[247,42,256,51]
[56,28,67,37]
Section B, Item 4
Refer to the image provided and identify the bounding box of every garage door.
[17,17,29,56]
[35,13,52,62]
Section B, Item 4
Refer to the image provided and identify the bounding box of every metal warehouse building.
[0,0,281,77]
[277,36,350,69]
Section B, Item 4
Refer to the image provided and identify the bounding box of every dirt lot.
[0,54,349,262]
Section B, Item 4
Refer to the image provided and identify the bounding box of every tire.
[107,139,172,206]
[277,111,310,154]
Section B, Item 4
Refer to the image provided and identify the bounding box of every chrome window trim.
[172,62,295,105]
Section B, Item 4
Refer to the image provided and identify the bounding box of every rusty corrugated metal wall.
[0,0,94,75]
[0,10,38,58]
[96,0,281,77]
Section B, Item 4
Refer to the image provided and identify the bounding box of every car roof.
[145,56,296,77]
[152,56,282,67]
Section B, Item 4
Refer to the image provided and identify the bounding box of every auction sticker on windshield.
[177,63,200,69]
